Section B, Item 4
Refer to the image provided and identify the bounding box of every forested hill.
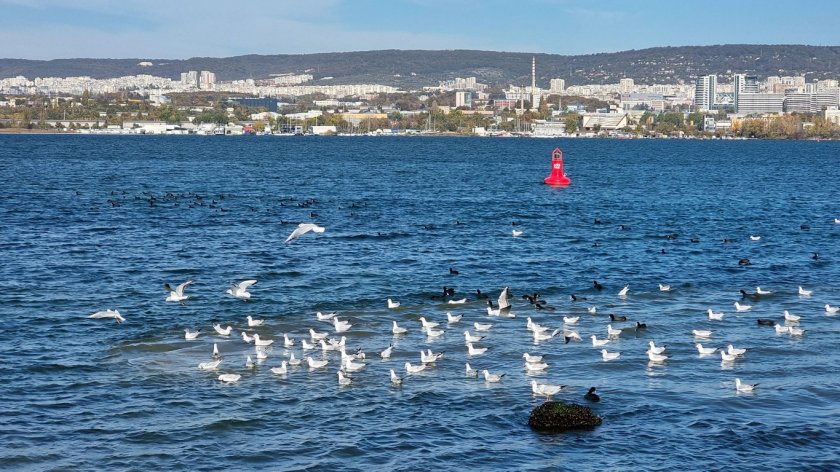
[2,45,840,87]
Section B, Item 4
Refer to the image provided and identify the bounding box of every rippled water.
[1,135,839,470]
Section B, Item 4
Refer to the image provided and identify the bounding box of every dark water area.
[1,135,839,470]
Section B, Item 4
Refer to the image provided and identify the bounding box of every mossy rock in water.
[528,401,602,433]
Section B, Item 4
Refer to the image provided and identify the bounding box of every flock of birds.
[89,221,840,401]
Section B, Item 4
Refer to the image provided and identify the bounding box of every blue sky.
[2,0,840,60]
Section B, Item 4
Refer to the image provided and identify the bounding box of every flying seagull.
[285,223,325,243]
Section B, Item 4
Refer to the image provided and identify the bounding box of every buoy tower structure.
[543,148,571,186]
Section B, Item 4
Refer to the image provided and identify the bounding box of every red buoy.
[543,148,571,186]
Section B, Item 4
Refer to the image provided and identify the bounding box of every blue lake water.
[1,135,839,470]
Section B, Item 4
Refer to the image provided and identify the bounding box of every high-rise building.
[455,91,472,108]
[620,78,634,93]
[181,70,198,87]
[733,74,759,113]
[549,78,565,93]
[694,75,717,112]
[200,71,216,90]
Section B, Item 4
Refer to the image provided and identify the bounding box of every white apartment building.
[694,75,717,112]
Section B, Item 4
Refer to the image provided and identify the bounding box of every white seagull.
[647,350,668,362]
[405,361,426,374]
[563,316,579,325]
[465,363,478,378]
[734,302,752,312]
[218,373,241,383]
[464,331,484,343]
[245,355,255,369]
[774,324,790,334]
[288,352,301,366]
[607,324,622,337]
[482,369,504,382]
[659,284,672,292]
[387,298,401,309]
[301,339,317,350]
[306,357,328,369]
[749,235,761,241]
[735,378,757,392]
[783,310,800,322]
[213,324,233,336]
[316,311,337,321]
[618,285,629,297]
[419,317,439,329]
[466,342,487,356]
[727,344,747,356]
[252,334,273,346]
[390,369,403,385]
[474,321,493,332]
[380,344,393,359]
[696,343,717,355]
[337,370,352,386]
[333,317,352,333]
[212,343,221,358]
[524,361,548,371]
[591,335,610,347]
[756,287,772,295]
[283,334,295,347]
[227,280,257,300]
[512,229,523,237]
[164,280,193,302]
[309,328,329,341]
[531,380,564,400]
[255,345,269,360]
[184,328,199,340]
[708,309,724,320]
[271,361,288,375]
[648,341,666,355]
[425,327,445,338]
[241,332,253,343]
[246,315,264,327]
[392,321,408,335]
[789,326,804,336]
[798,286,813,297]
[447,312,463,324]
[523,353,544,363]
[447,298,467,305]
[826,304,840,314]
[588,306,598,314]
[285,223,325,243]
[601,349,620,361]
[421,349,444,363]
[198,359,221,370]
[693,329,712,338]
[88,309,125,324]
[720,350,738,362]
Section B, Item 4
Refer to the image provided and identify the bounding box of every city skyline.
[2,0,840,60]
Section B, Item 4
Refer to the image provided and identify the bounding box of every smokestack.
[531,56,536,89]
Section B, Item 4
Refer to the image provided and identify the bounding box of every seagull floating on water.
[241,332,253,343]
[285,223,325,243]
[696,343,717,355]
[288,353,301,366]
[212,343,221,358]
[380,344,393,359]
[164,280,193,303]
[245,355,255,369]
[390,369,403,385]
[734,302,752,312]
[693,329,712,338]
[246,315,264,327]
[419,317,439,329]
[659,284,672,292]
[271,361,288,375]
[755,287,772,295]
[648,341,666,355]
[525,361,549,371]
[316,311,337,321]
[826,304,840,314]
[783,310,800,322]
[283,334,295,347]
[588,306,597,314]
[563,316,579,324]
[789,326,804,336]
[482,369,504,382]
[749,235,761,241]
[523,353,544,363]
[465,363,478,378]
[252,334,273,346]
[798,286,813,296]
[310,328,329,341]
[213,324,233,336]
[307,357,328,369]
[446,312,462,324]
[618,285,629,297]
[512,229,523,237]
[227,280,257,300]
[720,350,738,362]
[735,378,757,392]
[387,298,401,309]
[591,335,610,347]
[474,321,493,332]
[727,344,747,356]
[89,309,125,324]
[198,359,221,370]
[601,349,621,361]
[333,317,352,333]
[647,350,668,362]
[708,309,724,320]
[447,298,467,305]
[467,342,487,356]
[405,361,426,374]
[301,339,317,350]
[337,370,352,386]
[184,328,199,340]
[464,330,484,343]
[607,324,622,337]
[774,324,790,334]
[218,373,241,383]
[392,321,408,335]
